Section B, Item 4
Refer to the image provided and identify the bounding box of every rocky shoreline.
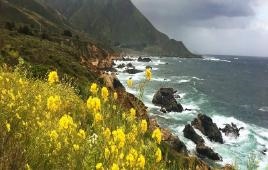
[91,55,233,169]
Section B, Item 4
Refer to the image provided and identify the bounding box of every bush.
[0,68,166,169]
[62,30,72,37]
[5,22,16,31]
[17,25,33,35]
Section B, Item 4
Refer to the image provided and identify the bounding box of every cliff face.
[42,0,199,57]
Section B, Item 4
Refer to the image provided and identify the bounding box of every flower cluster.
[48,71,59,84]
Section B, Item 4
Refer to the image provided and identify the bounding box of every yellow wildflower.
[96,163,104,170]
[119,153,124,159]
[94,112,103,123]
[127,78,133,87]
[87,96,101,113]
[78,129,86,139]
[90,83,98,94]
[56,142,61,150]
[73,144,80,151]
[152,128,162,144]
[48,71,59,84]
[112,128,125,148]
[6,122,11,132]
[129,108,136,121]
[103,127,111,140]
[49,130,58,140]
[101,87,109,101]
[25,163,31,170]
[155,148,162,163]
[58,114,76,130]
[105,147,110,159]
[47,95,61,112]
[111,163,119,170]
[145,68,152,80]
[113,92,118,100]
[137,154,145,169]
[140,119,147,134]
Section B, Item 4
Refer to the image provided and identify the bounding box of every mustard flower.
[48,71,59,84]
[47,95,61,112]
[112,128,125,148]
[152,128,162,144]
[126,153,135,167]
[6,122,11,132]
[101,87,109,101]
[145,68,152,80]
[73,144,80,151]
[49,130,58,140]
[103,127,111,140]
[90,83,98,94]
[129,108,136,121]
[94,112,103,123]
[113,92,118,100]
[58,114,76,130]
[87,96,101,113]
[111,163,119,170]
[78,129,86,139]
[155,148,162,163]
[105,147,110,159]
[96,163,104,170]
[137,154,145,169]
[127,78,133,87]
[140,119,147,134]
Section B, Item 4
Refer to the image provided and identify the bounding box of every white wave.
[234,58,239,60]
[178,79,191,83]
[192,77,204,81]
[152,77,171,82]
[203,57,231,63]
[178,93,186,98]
[259,106,268,112]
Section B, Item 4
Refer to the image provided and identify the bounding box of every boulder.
[138,57,152,62]
[126,63,134,68]
[191,114,223,144]
[113,77,125,90]
[122,57,133,61]
[196,144,222,161]
[124,68,143,74]
[152,88,183,112]
[183,124,205,145]
[117,63,125,68]
[219,123,244,138]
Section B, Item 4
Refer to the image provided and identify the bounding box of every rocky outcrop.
[138,57,152,62]
[183,124,222,161]
[219,123,244,138]
[152,88,183,112]
[196,144,222,161]
[117,63,125,68]
[183,124,204,145]
[124,68,143,74]
[191,114,223,144]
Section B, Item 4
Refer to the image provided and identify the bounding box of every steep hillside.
[43,0,199,57]
[0,0,71,32]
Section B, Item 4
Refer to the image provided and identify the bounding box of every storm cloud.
[131,0,268,57]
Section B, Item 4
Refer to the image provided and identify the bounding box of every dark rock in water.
[138,57,152,62]
[124,68,143,74]
[183,124,205,145]
[196,144,222,161]
[185,108,192,111]
[113,77,125,90]
[112,61,116,66]
[160,107,167,113]
[122,57,133,61]
[126,63,134,68]
[117,63,125,68]
[261,148,267,155]
[152,88,183,112]
[191,114,223,144]
[219,123,244,138]
[165,62,168,65]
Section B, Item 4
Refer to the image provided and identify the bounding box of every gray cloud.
[131,0,268,56]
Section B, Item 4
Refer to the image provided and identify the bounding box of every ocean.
[114,55,268,170]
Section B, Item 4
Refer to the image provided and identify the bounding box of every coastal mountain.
[41,0,198,57]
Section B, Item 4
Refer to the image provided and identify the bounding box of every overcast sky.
[131,0,268,57]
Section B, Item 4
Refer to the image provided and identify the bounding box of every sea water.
[114,55,268,170]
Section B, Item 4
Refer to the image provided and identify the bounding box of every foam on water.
[259,106,268,112]
[203,56,231,63]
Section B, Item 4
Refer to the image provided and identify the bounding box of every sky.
[131,0,268,57]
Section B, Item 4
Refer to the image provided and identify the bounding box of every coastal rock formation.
[124,68,143,74]
[191,114,223,144]
[152,88,183,112]
[183,124,205,145]
[183,124,222,161]
[117,63,125,68]
[138,57,152,62]
[196,144,222,161]
[219,123,244,137]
